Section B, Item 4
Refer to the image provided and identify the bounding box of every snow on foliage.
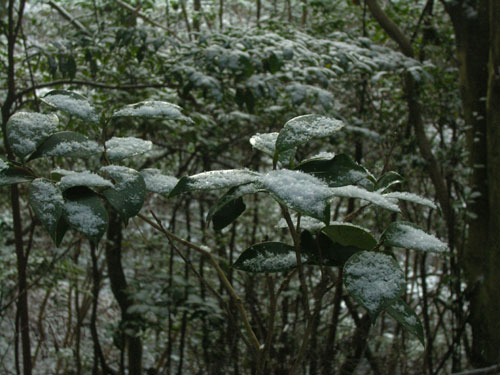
[140,168,179,194]
[105,137,153,161]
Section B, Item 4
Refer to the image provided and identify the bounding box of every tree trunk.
[105,210,142,375]
[444,0,500,366]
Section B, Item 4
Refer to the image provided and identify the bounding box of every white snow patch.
[187,169,260,190]
[382,192,437,210]
[344,252,404,312]
[140,168,179,194]
[59,171,114,190]
[105,137,153,160]
[239,251,298,273]
[112,100,187,120]
[64,201,105,236]
[330,185,400,212]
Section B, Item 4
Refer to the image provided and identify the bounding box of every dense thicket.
[1,1,499,374]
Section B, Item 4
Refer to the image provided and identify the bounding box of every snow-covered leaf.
[41,90,99,123]
[100,165,146,223]
[28,178,66,245]
[380,222,448,253]
[140,168,179,195]
[275,115,344,154]
[386,298,425,346]
[63,188,108,244]
[233,242,302,273]
[383,192,437,210]
[6,112,59,158]
[343,251,405,318]
[59,171,114,191]
[105,137,152,161]
[169,169,260,197]
[249,132,295,165]
[330,185,400,212]
[112,100,189,121]
[29,131,102,160]
[260,170,332,223]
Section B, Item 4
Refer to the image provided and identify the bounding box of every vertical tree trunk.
[105,210,142,375]
[193,0,201,34]
[444,0,500,366]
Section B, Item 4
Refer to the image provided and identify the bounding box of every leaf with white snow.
[59,171,114,191]
[29,131,102,160]
[6,112,59,158]
[105,137,153,161]
[330,185,400,212]
[112,100,189,121]
[275,115,344,154]
[41,90,99,123]
[233,242,302,273]
[380,222,448,253]
[383,192,437,210]
[260,169,332,223]
[344,251,405,318]
[169,169,260,197]
[140,168,179,194]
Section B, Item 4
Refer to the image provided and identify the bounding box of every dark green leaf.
[275,115,344,155]
[0,166,34,186]
[29,131,102,160]
[380,221,448,253]
[211,197,246,231]
[343,251,405,318]
[296,153,375,188]
[233,242,302,273]
[301,230,362,267]
[385,298,425,346]
[377,171,403,191]
[63,187,109,244]
[28,179,65,244]
[100,165,146,223]
[322,223,377,250]
[6,112,59,158]
[206,183,262,229]
[41,90,99,123]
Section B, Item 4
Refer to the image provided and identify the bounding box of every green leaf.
[206,183,261,229]
[59,171,114,191]
[380,221,448,253]
[275,115,344,155]
[343,251,405,318]
[233,242,302,273]
[377,171,403,191]
[63,187,109,244]
[322,223,377,250]
[29,131,102,160]
[28,179,65,245]
[211,197,246,231]
[140,168,179,195]
[385,298,425,346]
[0,166,34,186]
[6,112,59,158]
[100,165,146,223]
[41,90,99,123]
[297,154,375,189]
[301,230,363,267]
[260,170,331,223]
[112,100,190,121]
[169,169,260,198]
[105,137,153,161]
